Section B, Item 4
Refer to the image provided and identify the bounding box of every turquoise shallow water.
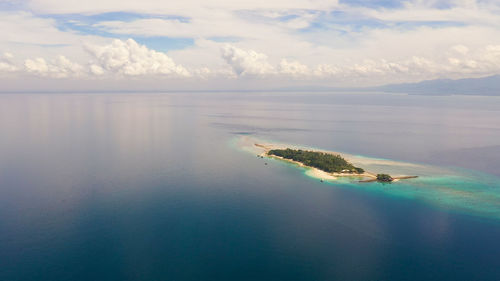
[237,136,500,220]
[1,92,500,281]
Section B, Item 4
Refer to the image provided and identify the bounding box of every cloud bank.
[1,0,500,89]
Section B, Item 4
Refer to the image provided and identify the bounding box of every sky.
[1,0,500,91]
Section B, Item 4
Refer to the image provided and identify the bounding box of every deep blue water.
[1,92,500,281]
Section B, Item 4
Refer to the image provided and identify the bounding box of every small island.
[255,143,418,183]
[376,174,394,182]
[268,148,365,174]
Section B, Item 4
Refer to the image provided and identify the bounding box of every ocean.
[1,92,500,280]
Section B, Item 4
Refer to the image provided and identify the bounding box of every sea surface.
[1,92,500,281]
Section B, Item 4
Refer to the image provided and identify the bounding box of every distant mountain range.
[276,75,500,96]
[373,75,500,96]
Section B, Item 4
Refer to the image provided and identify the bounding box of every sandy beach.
[254,143,379,181]
[252,141,420,183]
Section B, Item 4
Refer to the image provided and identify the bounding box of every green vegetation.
[376,174,393,182]
[268,148,365,174]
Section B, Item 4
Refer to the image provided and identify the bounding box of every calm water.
[1,92,500,281]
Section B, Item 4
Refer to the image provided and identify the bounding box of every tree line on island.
[264,148,410,183]
[268,148,365,174]
[376,174,394,182]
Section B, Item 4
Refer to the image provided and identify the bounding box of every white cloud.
[216,42,500,84]
[26,0,339,15]
[3,41,500,85]
[2,0,500,88]
[451,45,469,55]
[24,56,83,78]
[278,59,310,76]
[0,12,72,46]
[367,3,500,27]
[0,10,112,75]
[221,45,274,76]
[0,52,18,72]
[313,64,341,77]
[89,64,105,76]
[85,39,190,77]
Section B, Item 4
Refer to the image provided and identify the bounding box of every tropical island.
[268,148,365,174]
[376,174,394,182]
[255,143,418,183]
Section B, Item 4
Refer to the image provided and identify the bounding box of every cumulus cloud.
[217,43,500,83]
[221,45,275,76]
[329,44,500,79]
[3,0,500,88]
[0,52,18,72]
[218,43,500,82]
[313,64,341,77]
[85,39,190,77]
[4,41,500,84]
[278,59,310,76]
[444,44,500,74]
[24,55,83,78]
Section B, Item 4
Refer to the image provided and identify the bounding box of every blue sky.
[1,0,500,90]
[47,12,194,52]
